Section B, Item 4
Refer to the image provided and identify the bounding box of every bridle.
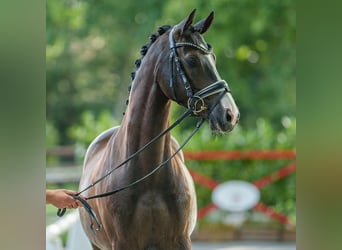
[57,26,231,233]
[168,27,231,114]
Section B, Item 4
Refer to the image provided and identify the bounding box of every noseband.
[168,27,230,114]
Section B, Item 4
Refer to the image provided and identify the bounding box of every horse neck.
[120,57,172,167]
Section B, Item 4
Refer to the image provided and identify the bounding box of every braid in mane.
[123,25,171,116]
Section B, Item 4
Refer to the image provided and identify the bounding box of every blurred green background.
[46,0,296,232]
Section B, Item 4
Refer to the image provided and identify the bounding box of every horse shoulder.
[84,126,120,164]
[171,136,185,162]
[171,136,197,234]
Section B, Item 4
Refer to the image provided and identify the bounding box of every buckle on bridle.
[188,96,208,114]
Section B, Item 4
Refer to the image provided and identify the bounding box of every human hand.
[46,189,86,209]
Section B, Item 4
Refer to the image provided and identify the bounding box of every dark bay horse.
[79,10,239,250]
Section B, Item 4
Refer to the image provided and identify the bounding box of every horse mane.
[123,25,171,115]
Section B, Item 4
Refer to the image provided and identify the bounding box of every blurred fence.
[184,150,296,241]
[184,151,296,223]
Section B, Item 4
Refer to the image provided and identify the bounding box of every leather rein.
[56,27,231,233]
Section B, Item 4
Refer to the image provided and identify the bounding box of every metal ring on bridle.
[187,95,208,114]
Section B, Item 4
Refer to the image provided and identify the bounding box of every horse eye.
[185,56,199,67]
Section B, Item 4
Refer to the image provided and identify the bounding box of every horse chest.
[132,190,188,215]
[115,190,191,232]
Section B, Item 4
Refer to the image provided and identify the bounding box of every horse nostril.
[226,110,232,123]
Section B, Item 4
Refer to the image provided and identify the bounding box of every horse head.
[157,9,240,133]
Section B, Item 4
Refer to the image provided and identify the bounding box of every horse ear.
[193,11,214,34]
[177,9,197,35]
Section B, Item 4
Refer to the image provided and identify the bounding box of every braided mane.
[123,25,171,115]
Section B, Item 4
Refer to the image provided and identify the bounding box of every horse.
[78,9,240,250]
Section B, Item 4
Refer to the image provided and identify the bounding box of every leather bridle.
[57,26,231,233]
[168,27,230,114]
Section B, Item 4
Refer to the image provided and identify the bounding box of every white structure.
[46,210,92,250]
[212,180,260,212]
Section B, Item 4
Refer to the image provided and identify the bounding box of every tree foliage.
[47,0,295,144]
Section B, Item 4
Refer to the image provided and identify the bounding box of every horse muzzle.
[208,92,240,133]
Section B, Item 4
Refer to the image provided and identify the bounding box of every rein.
[57,26,230,233]
[57,108,197,233]
[57,108,193,232]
